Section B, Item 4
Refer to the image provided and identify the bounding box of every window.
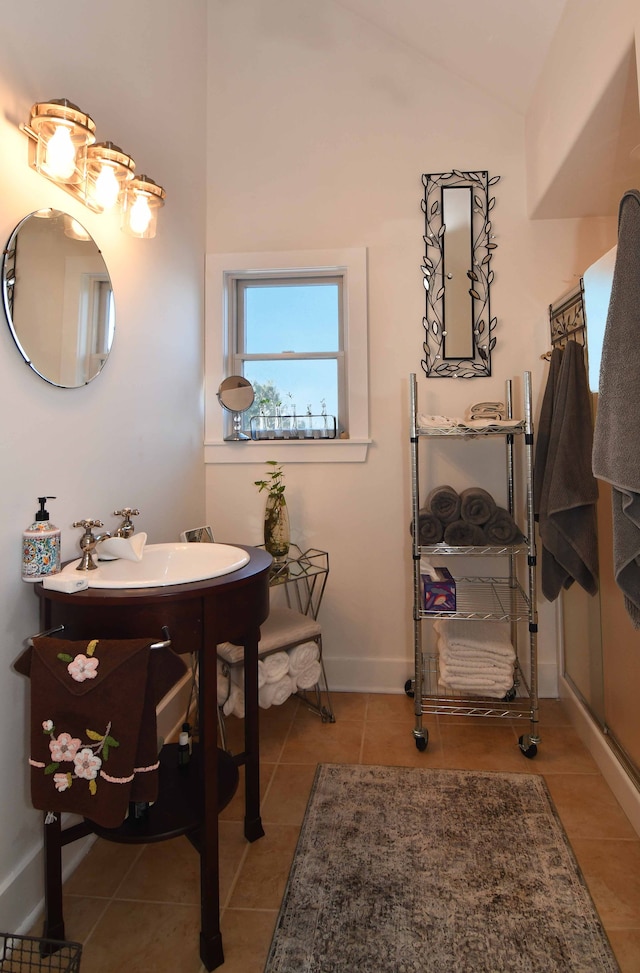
[233,274,344,435]
[205,248,369,463]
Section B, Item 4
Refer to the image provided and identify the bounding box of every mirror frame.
[421,170,500,378]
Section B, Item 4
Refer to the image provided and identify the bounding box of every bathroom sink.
[65,542,251,589]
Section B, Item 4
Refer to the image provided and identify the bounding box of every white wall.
[0,0,207,934]
[204,0,616,698]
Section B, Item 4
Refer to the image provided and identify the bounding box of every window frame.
[205,248,370,463]
[233,272,346,436]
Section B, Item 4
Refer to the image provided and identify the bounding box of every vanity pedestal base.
[36,545,271,971]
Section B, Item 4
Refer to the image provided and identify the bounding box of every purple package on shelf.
[421,567,456,612]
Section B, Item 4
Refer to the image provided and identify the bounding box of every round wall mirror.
[217,375,254,440]
[2,209,115,388]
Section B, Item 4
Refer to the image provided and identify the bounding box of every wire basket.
[0,934,81,972]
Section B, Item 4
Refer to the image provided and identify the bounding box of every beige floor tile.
[228,824,299,910]
[78,900,203,973]
[323,690,367,721]
[545,773,638,840]
[606,927,640,973]
[219,821,252,904]
[279,717,363,764]
[219,907,278,973]
[571,837,640,928]
[32,895,109,944]
[63,839,144,897]
[438,722,531,772]
[361,719,443,767]
[529,724,600,775]
[366,692,415,722]
[123,835,200,904]
[218,761,276,824]
[261,763,318,825]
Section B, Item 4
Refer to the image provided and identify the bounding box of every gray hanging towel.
[592,188,640,626]
[538,339,599,600]
[534,346,564,521]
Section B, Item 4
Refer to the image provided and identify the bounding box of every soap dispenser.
[22,497,61,582]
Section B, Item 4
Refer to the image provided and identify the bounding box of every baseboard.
[560,674,640,838]
[325,656,559,698]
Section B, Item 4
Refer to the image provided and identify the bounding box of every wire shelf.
[416,654,533,720]
[417,577,530,621]
[0,934,81,972]
[419,540,529,557]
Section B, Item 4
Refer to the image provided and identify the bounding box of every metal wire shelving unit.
[408,372,540,757]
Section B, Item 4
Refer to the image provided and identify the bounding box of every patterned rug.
[264,764,620,973]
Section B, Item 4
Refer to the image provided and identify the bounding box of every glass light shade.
[121,175,166,239]
[28,100,96,187]
[63,215,92,241]
[85,142,135,212]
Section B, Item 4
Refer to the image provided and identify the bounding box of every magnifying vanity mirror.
[217,375,255,440]
[421,170,500,378]
[2,209,115,387]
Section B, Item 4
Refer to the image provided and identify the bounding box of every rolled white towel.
[292,659,322,691]
[217,658,230,706]
[217,641,244,664]
[262,651,290,683]
[287,641,319,674]
[259,673,294,708]
[257,659,267,690]
[223,667,245,719]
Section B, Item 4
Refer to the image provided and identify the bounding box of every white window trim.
[204,248,370,463]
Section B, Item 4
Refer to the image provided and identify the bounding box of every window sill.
[204,439,371,464]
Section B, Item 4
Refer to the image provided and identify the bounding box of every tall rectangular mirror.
[421,170,500,378]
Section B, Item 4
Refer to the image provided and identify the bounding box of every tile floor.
[41,693,640,972]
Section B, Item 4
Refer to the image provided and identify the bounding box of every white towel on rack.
[259,673,294,708]
[433,619,515,662]
[291,660,322,691]
[262,651,290,683]
[287,641,319,674]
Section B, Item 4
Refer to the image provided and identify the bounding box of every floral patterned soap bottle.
[22,496,61,582]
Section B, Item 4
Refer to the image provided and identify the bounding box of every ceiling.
[336,0,570,114]
[337,0,640,217]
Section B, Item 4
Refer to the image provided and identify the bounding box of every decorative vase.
[264,494,290,563]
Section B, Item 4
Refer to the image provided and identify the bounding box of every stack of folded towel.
[216,639,322,715]
[411,484,524,546]
[434,619,516,698]
[465,401,505,420]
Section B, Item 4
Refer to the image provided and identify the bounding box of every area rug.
[264,764,620,973]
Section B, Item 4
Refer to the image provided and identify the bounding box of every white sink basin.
[66,542,251,589]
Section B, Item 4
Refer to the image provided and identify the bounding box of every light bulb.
[94,165,120,209]
[128,193,152,235]
[44,125,76,180]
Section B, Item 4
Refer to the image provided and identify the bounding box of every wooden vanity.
[35,544,271,971]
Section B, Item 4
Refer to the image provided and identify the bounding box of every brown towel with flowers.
[14,637,186,829]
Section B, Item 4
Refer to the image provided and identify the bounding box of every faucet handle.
[73,519,104,531]
[113,507,139,519]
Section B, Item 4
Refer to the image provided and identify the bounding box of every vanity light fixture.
[22,98,165,238]
[121,174,166,239]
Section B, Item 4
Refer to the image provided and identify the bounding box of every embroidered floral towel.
[15,636,186,828]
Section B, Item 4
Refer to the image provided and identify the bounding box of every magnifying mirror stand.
[226,412,250,441]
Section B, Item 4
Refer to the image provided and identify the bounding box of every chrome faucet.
[73,519,111,571]
[113,507,139,538]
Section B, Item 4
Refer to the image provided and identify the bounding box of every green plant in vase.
[255,461,290,563]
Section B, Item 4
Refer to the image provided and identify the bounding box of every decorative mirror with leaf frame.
[420,170,500,378]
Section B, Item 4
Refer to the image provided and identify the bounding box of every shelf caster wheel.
[519,734,538,759]
[404,679,414,699]
[415,732,428,752]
